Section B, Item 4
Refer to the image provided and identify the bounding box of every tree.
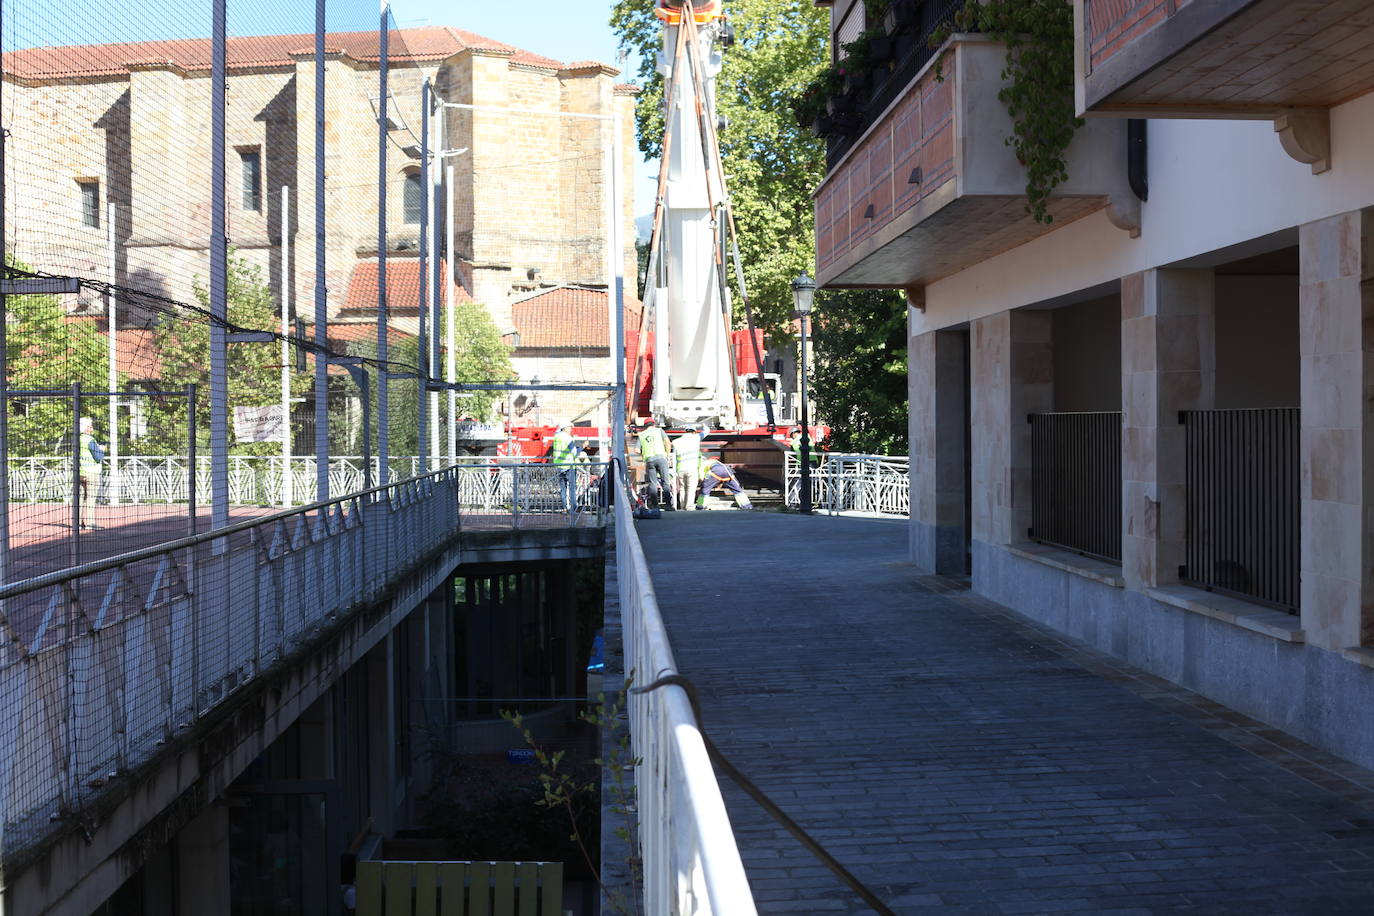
[4,255,113,455]
[448,302,514,422]
[810,289,908,455]
[144,253,312,456]
[611,0,829,332]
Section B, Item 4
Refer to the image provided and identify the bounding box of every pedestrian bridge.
[9,460,1374,914]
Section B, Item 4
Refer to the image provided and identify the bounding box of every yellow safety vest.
[639,426,668,460]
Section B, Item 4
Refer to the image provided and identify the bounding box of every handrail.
[614,469,757,914]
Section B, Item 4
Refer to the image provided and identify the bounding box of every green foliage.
[448,302,514,422]
[932,0,1083,223]
[811,289,908,455]
[142,253,311,455]
[612,0,830,333]
[4,256,114,453]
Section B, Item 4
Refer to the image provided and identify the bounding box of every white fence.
[451,460,607,528]
[614,471,757,915]
[785,453,910,517]
[0,463,605,855]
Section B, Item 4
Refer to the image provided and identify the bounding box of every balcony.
[1078,0,1374,121]
[815,36,1137,291]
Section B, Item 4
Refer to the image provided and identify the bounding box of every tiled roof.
[4,26,573,81]
[341,259,473,317]
[511,286,642,349]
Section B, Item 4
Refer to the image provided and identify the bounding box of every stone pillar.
[971,310,1052,551]
[1298,209,1374,649]
[175,805,231,916]
[909,328,967,573]
[1120,269,1215,591]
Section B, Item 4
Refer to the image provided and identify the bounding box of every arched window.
[403,172,422,224]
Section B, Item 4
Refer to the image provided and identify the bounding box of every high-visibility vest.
[673,433,701,471]
[638,426,668,460]
[79,433,102,475]
[550,431,576,467]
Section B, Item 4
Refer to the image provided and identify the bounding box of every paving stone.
[636,513,1374,913]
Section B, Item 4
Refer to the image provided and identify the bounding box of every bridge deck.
[638,512,1374,913]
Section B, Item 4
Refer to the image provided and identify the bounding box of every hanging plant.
[931,0,1083,224]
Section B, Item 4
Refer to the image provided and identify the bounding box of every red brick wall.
[1086,0,1188,72]
[815,52,956,278]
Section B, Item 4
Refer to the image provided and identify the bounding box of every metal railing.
[785,454,910,517]
[614,470,757,914]
[0,462,605,856]
[1029,412,1123,563]
[451,460,607,528]
[1182,408,1299,611]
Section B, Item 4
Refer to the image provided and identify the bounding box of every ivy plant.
[932,0,1083,223]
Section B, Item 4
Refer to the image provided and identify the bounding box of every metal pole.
[417,78,429,475]
[313,0,329,502]
[71,384,81,567]
[280,185,292,506]
[800,313,812,514]
[606,116,626,466]
[376,2,390,486]
[428,146,441,466]
[187,384,198,535]
[0,0,11,584]
[209,0,229,531]
[106,200,119,506]
[445,162,456,461]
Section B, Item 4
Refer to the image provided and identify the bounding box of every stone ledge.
[1006,543,1125,588]
[1342,647,1374,669]
[1146,585,1305,643]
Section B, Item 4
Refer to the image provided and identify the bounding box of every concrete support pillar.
[366,637,396,836]
[1298,209,1374,649]
[175,805,231,916]
[909,328,967,573]
[1120,269,1216,591]
[298,692,333,781]
[971,310,1052,550]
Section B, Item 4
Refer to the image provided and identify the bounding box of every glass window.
[240,149,262,211]
[79,180,100,228]
[403,172,422,224]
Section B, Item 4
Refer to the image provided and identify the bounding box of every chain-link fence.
[3,0,635,586]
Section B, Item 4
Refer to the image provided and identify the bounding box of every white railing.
[451,460,608,528]
[6,455,564,509]
[614,470,757,915]
[0,464,602,856]
[785,453,910,517]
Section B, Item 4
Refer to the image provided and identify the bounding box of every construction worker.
[636,417,673,510]
[788,427,819,466]
[549,422,580,514]
[696,453,752,511]
[672,423,705,510]
[78,416,105,529]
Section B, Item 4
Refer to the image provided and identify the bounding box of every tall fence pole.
[376,6,391,486]
[606,116,626,464]
[417,78,430,476]
[0,0,10,585]
[209,0,229,531]
[281,185,293,507]
[445,162,456,462]
[313,0,329,501]
[106,200,120,505]
[428,105,442,467]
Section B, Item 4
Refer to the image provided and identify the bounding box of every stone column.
[1298,209,1374,649]
[175,805,231,916]
[909,328,967,573]
[1120,269,1215,591]
[971,310,1052,552]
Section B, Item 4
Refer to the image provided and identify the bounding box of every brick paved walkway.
[637,512,1374,914]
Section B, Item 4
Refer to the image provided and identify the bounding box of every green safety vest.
[550,431,576,467]
[638,426,668,460]
[79,433,102,474]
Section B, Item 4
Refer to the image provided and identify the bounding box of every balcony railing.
[785,454,911,517]
[1029,412,1123,563]
[1181,408,1299,612]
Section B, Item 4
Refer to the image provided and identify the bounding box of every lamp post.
[791,273,815,514]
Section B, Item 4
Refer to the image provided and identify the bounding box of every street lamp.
[791,273,816,514]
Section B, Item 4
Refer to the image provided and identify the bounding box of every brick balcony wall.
[1085,0,1194,72]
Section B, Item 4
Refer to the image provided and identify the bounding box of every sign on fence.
[233,405,286,443]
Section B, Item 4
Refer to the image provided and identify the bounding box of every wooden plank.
[415,862,439,916]
[468,862,491,916]
[356,862,385,916]
[439,863,468,916]
[492,862,516,915]
[385,862,414,916]
[538,863,563,916]
[515,863,538,916]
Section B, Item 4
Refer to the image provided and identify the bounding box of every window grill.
[1029,411,1122,563]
